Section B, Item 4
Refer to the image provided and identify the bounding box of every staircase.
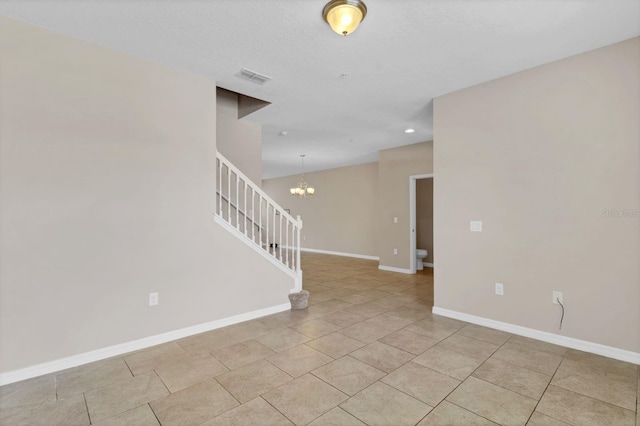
[214,152,303,291]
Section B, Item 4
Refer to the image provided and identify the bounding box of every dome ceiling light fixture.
[290,155,315,197]
[322,0,368,36]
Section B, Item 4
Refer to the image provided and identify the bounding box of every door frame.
[409,173,434,273]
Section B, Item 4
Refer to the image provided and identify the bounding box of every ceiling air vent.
[235,68,272,85]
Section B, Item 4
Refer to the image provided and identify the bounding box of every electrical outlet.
[393,248,398,255]
[495,283,504,296]
[552,291,563,304]
[149,292,159,306]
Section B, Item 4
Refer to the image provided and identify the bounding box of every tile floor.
[1,253,638,425]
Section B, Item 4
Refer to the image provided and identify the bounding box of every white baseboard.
[378,265,413,274]
[432,306,640,365]
[301,247,379,261]
[0,303,291,386]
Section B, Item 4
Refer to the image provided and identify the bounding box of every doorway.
[409,174,434,274]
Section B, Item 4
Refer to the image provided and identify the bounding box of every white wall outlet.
[393,216,398,224]
[495,283,504,296]
[393,248,398,255]
[470,221,483,232]
[552,291,563,304]
[149,292,159,306]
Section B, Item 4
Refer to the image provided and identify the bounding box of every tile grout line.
[256,361,344,425]
[443,400,499,425]
[152,369,172,395]
[487,343,564,376]
[413,336,514,425]
[82,393,92,425]
[524,347,569,425]
[550,354,639,412]
[54,373,59,401]
[212,374,243,408]
[309,349,433,424]
[148,402,163,425]
[258,395,297,425]
[122,356,135,378]
[334,379,386,425]
[419,327,534,424]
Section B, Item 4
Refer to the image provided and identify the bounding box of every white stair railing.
[215,152,303,290]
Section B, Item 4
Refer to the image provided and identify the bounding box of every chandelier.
[290,155,315,197]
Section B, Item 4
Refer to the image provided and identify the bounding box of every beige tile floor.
[1,253,638,425]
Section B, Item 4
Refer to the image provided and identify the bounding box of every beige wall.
[434,37,640,352]
[0,17,292,374]
[262,162,379,257]
[378,142,434,269]
[216,88,262,185]
[416,178,434,264]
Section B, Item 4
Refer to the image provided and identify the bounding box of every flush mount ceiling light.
[290,155,315,198]
[323,0,368,36]
[405,128,415,134]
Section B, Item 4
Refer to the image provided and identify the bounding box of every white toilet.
[416,249,428,271]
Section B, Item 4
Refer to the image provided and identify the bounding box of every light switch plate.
[470,221,483,232]
[495,283,504,296]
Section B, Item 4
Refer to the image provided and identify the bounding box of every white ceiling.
[2,1,639,179]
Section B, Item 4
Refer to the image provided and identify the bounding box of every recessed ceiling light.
[279,130,288,136]
[405,128,415,134]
